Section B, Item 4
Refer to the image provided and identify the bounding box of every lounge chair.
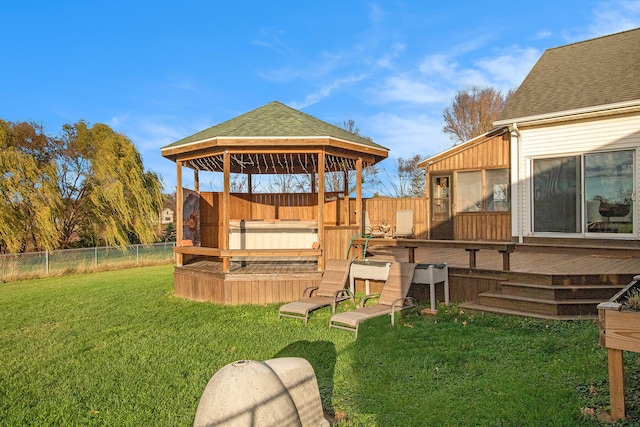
[363,211,386,237]
[278,259,354,323]
[393,210,414,238]
[329,262,417,337]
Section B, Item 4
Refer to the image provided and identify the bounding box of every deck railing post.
[608,348,626,420]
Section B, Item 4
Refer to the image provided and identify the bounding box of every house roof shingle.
[496,28,640,123]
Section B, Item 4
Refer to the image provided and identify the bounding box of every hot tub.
[229,220,318,250]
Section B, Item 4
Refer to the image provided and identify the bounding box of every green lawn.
[0,265,634,426]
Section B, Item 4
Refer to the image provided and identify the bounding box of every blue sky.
[2,1,640,194]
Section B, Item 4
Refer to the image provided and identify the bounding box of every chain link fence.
[0,242,176,282]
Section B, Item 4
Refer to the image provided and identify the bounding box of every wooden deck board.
[356,246,639,276]
[178,245,638,277]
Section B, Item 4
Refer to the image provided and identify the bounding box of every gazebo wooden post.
[356,157,363,236]
[343,170,349,226]
[247,173,252,196]
[194,170,199,193]
[222,151,231,272]
[425,169,430,239]
[175,160,184,266]
[317,151,325,271]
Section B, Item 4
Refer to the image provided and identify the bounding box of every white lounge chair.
[278,259,354,323]
[393,210,414,238]
[329,262,417,337]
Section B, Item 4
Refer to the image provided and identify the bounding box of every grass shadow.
[273,340,337,415]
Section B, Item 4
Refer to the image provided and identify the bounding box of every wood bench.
[349,238,516,271]
[174,246,322,272]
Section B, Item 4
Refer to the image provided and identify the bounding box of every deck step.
[500,282,624,301]
[478,291,604,316]
[460,301,598,321]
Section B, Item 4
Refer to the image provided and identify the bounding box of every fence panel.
[0,242,175,282]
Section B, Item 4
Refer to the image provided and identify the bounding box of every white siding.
[516,113,640,240]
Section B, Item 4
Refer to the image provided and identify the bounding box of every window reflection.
[585,150,634,234]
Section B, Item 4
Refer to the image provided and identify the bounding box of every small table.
[412,263,449,312]
[349,260,392,294]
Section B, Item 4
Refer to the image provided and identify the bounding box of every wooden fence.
[198,192,427,249]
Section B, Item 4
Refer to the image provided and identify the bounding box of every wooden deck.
[174,259,322,305]
[360,245,640,276]
[173,244,640,317]
[360,244,639,319]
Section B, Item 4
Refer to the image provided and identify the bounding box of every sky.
[2,1,640,194]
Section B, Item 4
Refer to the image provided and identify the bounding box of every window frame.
[455,168,510,214]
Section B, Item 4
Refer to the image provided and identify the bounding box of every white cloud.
[375,42,406,69]
[419,53,457,76]
[474,47,541,89]
[251,28,293,55]
[534,29,553,40]
[587,0,640,38]
[289,73,369,109]
[368,2,386,24]
[364,111,451,159]
[417,52,489,90]
[373,76,450,104]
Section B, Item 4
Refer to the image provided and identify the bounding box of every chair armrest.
[391,296,416,311]
[302,286,319,298]
[330,289,355,313]
[390,297,417,326]
[333,289,355,303]
[360,293,380,308]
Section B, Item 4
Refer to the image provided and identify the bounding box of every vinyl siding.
[516,114,640,239]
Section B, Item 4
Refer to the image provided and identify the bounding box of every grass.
[0,265,637,426]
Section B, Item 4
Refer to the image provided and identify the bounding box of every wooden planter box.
[598,275,640,420]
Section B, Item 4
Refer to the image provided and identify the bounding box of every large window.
[532,150,634,234]
[456,169,510,213]
[585,151,634,234]
[533,156,580,233]
[456,171,482,212]
[486,169,510,212]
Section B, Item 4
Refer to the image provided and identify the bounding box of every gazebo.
[161,101,388,304]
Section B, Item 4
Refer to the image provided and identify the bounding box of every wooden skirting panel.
[446,269,508,302]
[174,268,322,304]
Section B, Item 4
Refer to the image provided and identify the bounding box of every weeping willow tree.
[0,120,60,253]
[57,121,163,249]
[0,120,163,253]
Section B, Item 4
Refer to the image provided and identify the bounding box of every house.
[160,207,174,225]
[417,127,511,241]
[493,28,640,244]
[416,28,640,246]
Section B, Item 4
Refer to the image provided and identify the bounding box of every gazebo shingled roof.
[161,101,389,174]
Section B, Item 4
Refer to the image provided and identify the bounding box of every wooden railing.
[349,237,516,271]
[173,245,323,272]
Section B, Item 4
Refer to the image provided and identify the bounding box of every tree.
[163,222,176,242]
[262,119,381,195]
[330,119,380,195]
[0,120,163,253]
[0,120,60,253]
[382,155,425,198]
[265,173,307,193]
[442,86,515,145]
[56,121,163,249]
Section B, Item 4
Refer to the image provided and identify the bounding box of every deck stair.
[461,274,628,320]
